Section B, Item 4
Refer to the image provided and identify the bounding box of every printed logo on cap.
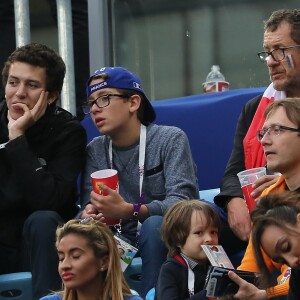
[133,82,141,89]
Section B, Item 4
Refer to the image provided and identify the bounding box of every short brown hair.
[2,43,65,101]
[264,9,300,44]
[161,200,220,257]
[264,98,300,129]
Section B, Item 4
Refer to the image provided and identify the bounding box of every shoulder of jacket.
[161,255,188,270]
[245,94,263,109]
[48,107,82,130]
[149,124,184,137]
[87,135,106,147]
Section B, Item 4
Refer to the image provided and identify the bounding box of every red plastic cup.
[237,167,266,213]
[90,169,120,226]
[241,184,256,213]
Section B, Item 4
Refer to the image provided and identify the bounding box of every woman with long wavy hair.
[40,218,142,300]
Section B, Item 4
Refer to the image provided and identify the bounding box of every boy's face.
[180,210,218,263]
[88,77,134,136]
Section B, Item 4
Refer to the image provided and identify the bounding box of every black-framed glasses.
[257,124,300,141]
[86,93,130,110]
[257,45,300,63]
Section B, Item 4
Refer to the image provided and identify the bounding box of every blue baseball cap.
[86,67,156,124]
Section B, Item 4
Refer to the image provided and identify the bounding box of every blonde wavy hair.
[56,218,132,300]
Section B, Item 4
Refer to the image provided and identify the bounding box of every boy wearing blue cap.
[79,67,199,297]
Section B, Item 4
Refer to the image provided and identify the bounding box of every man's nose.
[266,55,280,67]
[261,131,272,145]
[15,84,26,97]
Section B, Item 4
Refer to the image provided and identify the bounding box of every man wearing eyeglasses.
[79,67,199,297]
[228,98,300,299]
[214,9,300,256]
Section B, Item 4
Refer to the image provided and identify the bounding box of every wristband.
[132,203,142,219]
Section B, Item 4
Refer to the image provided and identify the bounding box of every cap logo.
[90,81,107,92]
[87,81,108,97]
[133,82,141,89]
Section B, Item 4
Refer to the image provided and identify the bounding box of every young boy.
[156,200,220,299]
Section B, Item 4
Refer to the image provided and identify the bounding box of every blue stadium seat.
[124,257,142,295]
[0,272,32,300]
[199,188,220,203]
[130,289,140,296]
[200,188,227,222]
[145,287,155,300]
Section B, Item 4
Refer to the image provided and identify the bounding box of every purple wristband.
[132,203,142,219]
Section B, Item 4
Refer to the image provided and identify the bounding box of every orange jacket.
[238,176,290,298]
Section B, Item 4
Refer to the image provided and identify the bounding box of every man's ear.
[47,91,59,105]
[128,94,142,113]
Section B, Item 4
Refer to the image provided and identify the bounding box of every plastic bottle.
[203,65,229,93]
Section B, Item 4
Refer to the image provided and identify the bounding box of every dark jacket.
[0,101,87,248]
[155,256,208,300]
[214,94,262,209]
[288,268,300,300]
